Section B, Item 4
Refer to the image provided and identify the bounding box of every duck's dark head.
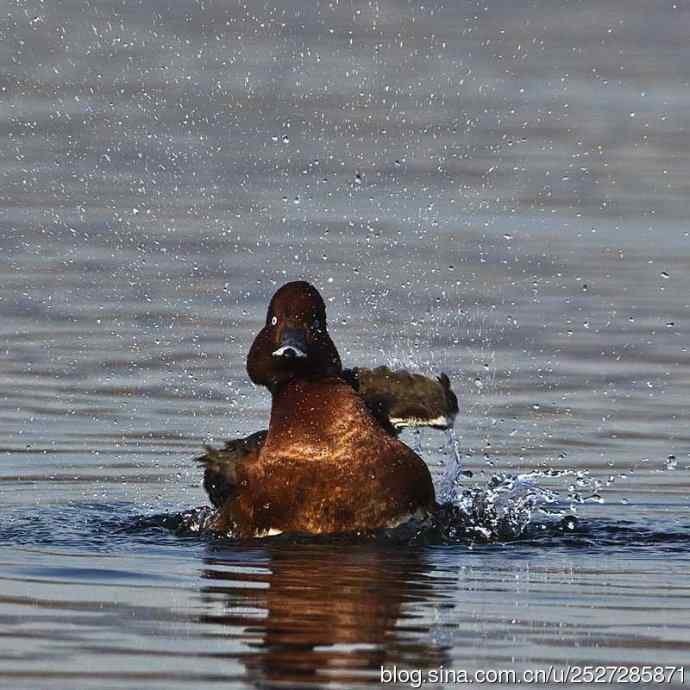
[247,281,342,390]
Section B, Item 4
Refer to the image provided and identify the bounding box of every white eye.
[271,316,278,326]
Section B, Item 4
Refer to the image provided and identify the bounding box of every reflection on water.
[1,0,690,687]
[200,546,450,688]
[2,516,688,689]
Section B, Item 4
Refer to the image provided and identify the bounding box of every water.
[2,0,690,687]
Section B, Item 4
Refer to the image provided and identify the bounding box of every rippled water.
[1,0,690,688]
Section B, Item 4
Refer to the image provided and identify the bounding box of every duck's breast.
[228,379,435,534]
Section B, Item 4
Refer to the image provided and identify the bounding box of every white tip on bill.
[272,345,307,358]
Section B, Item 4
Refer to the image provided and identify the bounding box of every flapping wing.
[342,366,458,432]
[194,430,266,509]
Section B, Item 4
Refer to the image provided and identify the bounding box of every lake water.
[1,0,689,688]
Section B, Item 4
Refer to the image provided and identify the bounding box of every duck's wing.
[194,430,266,509]
[342,366,458,432]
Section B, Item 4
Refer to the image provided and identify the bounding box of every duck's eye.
[313,319,321,331]
[271,316,278,326]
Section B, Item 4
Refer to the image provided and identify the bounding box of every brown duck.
[196,281,458,537]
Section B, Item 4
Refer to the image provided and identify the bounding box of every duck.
[195,281,458,537]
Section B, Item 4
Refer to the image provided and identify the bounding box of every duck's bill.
[272,328,307,359]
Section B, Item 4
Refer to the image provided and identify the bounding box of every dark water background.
[1,1,689,687]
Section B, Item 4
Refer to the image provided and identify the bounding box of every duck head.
[247,281,342,390]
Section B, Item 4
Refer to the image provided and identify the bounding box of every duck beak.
[272,327,307,359]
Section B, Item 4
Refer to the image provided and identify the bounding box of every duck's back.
[216,379,436,536]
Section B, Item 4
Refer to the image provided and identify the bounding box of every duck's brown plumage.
[198,430,266,510]
[215,378,435,537]
[195,281,452,536]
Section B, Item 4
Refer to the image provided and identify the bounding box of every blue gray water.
[1,1,689,688]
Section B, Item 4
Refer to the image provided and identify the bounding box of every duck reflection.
[200,542,453,688]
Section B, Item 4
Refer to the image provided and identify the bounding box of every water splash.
[142,428,604,545]
[1,494,687,553]
[430,428,609,542]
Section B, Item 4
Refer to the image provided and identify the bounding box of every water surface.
[1,0,689,688]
